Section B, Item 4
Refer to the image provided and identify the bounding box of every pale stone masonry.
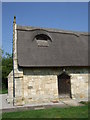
[7,16,89,106]
[8,68,89,105]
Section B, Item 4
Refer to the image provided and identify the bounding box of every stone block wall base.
[14,97,25,106]
[13,97,59,106]
[8,68,89,106]
[7,97,13,104]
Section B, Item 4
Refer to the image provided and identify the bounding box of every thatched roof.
[17,25,88,67]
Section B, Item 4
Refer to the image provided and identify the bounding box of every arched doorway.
[58,72,71,99]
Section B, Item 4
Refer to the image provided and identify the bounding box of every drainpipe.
[12,48,15,106]
[13,16,16,105]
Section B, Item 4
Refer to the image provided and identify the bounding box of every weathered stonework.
[7,67,89,105]
[7,71,13,103]
[70,74,88,100]
[23,74,58,104]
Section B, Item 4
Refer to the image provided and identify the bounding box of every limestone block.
[7,96,13,104]
[8,67,90,105]
[70,73,88,99]
[14,97,25,106]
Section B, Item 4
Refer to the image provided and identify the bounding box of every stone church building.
[7,16,89,106]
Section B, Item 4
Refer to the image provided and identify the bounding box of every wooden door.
[58,72,71,98]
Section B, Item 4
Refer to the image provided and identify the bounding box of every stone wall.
[23,70,58,104]
[70,74,88,100]
[7,71,13,103]
[8,67,89,105]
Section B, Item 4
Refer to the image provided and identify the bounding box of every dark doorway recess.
[58,72,72,99]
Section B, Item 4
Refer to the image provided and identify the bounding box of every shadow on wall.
[23,67,89,76]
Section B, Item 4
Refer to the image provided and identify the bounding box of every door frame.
[57,72,72,99]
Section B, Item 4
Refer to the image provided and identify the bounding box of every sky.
[2,2,88,55]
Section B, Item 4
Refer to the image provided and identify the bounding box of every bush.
[2,52,13,89]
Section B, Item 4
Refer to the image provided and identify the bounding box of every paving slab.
[61,99,84,107]
[0,94,14,109]
[0,94,84,113]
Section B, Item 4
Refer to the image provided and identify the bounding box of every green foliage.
[2,53,13,80]
[0,48,3,60]
[0,88,8,94]
[0,48,2,89]
[1,50,13,89]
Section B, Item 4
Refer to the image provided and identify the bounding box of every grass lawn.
[0,89,8,94]
[2,103,88,118]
